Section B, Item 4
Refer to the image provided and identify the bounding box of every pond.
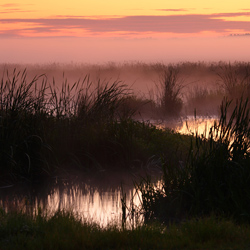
[0,172,145,228]
[0,116,217,227]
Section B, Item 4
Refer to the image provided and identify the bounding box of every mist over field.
[1,61,249,119]
[1,36,250,65]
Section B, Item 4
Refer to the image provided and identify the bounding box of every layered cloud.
[0,3,34,14]
[1,12,250,37]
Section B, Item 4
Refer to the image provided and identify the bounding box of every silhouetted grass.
[0,69,130,181]
[217,63,250,100]
[154,66,184,117]
[0,209,250,250]
[136,97,250,224]
[0,69,192,183]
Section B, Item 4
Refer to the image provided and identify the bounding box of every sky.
[1,0,250,64]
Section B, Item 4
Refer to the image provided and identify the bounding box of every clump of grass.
[0,69,131,181]
[217,63,250,101]
[183,97,250,220]
[136,96,250,223]
[0,69,53,181]
[154,66,184,118]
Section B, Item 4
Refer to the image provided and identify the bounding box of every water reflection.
[176,115,218,136]
[0,116,217,227]
[0,176,143,228]
[155,115,218,137]
[45,183,142,227]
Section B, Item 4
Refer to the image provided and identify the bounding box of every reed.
[217,63,250,101]
[154,66,184,117]
[136,97,250,223]
[0,68,192,182]
[0,69,130,181]
[184,97,250,220]
[0,69,52,181]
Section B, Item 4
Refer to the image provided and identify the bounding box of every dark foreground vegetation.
[1,62,250,183]
[135,97,250,225]
[1,210,250,250]
[0,67,192,183]
[1,62,250,248]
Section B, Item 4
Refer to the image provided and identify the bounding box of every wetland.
[1,61,250,249]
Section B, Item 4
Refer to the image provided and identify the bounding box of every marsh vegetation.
[1,61,250,248]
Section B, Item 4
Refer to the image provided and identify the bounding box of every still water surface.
[156,115,218,137]
[0,173,144,228]
[0,116,217,227]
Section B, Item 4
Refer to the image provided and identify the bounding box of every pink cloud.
[0,3,35,14]
[0,3,19,7]
[1,12,250,37]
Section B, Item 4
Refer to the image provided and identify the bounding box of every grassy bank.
[0,68,191,183]
[0,210,250,250]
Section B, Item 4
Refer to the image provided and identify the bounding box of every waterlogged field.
[0,116,215,228]
[1,61,250,249]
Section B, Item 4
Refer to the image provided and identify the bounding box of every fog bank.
[1,36,250,64]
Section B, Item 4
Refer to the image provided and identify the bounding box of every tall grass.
[154,67,184,118]
[0,69,131,181]
[136,97,250,223]
[184,62,250,116]
[0,68,192,183]
[184,97,250,220]
[217,63,250,100]
[0,69,52,181]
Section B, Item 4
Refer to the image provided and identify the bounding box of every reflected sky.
[0,116,217,227]
[0,179,143,228]
[176,116,218,137]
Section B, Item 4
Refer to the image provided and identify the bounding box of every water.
[173,115,218,137]
[153,115,218,138]
[0,116,217,227]
[0,173,144,228]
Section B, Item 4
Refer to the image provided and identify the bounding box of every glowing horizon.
[1,1,250,63]
[1,1,250,38]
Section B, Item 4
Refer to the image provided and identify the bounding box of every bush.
[155,67,183,118]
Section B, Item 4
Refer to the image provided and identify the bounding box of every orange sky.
[1,1,250,63]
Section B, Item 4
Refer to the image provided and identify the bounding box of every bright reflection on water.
[43,183,142,227]
[175,116,218,137]
[0,178,143,228]
[155,115,218,138]
[0,116,217,227]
